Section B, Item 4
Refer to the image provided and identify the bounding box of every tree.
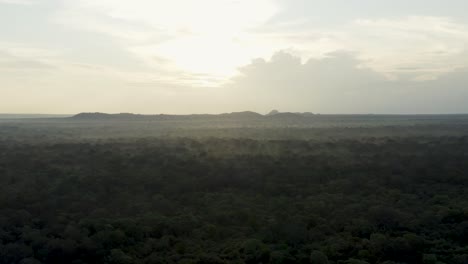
[310,250,329,264]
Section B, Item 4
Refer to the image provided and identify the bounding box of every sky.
[1,0,468,114]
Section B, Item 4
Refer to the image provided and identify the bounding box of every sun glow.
[65,0,279,82]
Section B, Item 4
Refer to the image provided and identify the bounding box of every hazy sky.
[1,0,468,114]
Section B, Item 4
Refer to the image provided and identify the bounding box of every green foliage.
[105,249,134,264]
[310,250,329,264]
[0,131,468,263]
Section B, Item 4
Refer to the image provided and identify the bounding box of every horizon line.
[2,111,468,116]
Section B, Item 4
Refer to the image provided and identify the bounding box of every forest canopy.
[0,116,468,263]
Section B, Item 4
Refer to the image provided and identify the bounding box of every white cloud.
[0,0,34,5]
[0,42,59,58]
[0,42,60,70]
[224,51,386,112]
[257,16,468,80]
[223,51,468,114]
[54,0,280,85]
[4,0,468,114]
[55,0,468,86]
[68,0,278,35]
[347,16,468,79]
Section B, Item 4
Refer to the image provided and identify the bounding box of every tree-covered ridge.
[1,137,468,263]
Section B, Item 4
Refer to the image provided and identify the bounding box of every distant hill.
[267,112,304,119]
[72,112,144,120]
[220,111,264,119]
[67,111,320,128]
[0,114,72,119]
[66,112,468,129]
[71,111,265,121]
[266,109,280,116]
[3,112,468,134]
[71,111,310,120]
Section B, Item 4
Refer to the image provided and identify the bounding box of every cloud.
[51,0,468,83]
[62,0,277,35]
[0,0,34,5]
[3,1,468,114]
[348,16,468,78]
[55,0,468,86]
[0,53,55,70]
[258,16,468,80]
[223,51,468,114]
[223,51,385,112]
[54,0,279,85]
[0,42,58,70]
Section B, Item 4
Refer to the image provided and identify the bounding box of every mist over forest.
[1,113,468,264]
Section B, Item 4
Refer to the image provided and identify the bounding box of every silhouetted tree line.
[0,136,468,263]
